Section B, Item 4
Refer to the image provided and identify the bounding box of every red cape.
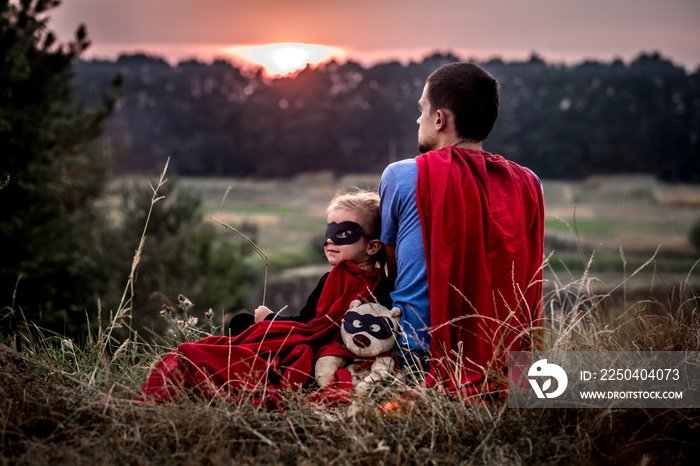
[416,146,544,394]
[139,261,384,403]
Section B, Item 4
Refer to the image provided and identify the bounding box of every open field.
[108,173,700,317]
[171,173,700,302]
[174,173,700,262]
[543,175,699,259]
[178,172,382,257]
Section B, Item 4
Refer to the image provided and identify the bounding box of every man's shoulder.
[499,156,542,188]
[521,166,542,186]
[380,158,419,207]
[475,149,542,187]
[382,158,418,179]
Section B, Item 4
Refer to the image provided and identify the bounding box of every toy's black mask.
[323,221,367,246]
[343,310,396,340]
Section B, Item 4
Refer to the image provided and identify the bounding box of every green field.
[175,173,700,275]
[113,172,700,315]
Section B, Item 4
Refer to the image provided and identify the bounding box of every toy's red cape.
[416,146,544,394]
[138,261,383,403]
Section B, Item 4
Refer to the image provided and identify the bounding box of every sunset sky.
[49,0,700,72]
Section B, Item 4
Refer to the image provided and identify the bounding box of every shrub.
[0,0,119,333]
[93,178,255,339]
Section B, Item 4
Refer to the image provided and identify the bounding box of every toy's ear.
[390,307,402,318]
[349,299,361,309]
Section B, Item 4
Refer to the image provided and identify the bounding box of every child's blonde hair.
[326,190,381,238]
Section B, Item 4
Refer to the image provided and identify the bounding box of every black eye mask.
[343,310,396,340]
[323,221,366,246]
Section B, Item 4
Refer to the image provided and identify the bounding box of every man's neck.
[454,141,483,151]
[441,138,483,151]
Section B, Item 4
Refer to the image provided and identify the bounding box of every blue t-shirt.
[379,159,430,351]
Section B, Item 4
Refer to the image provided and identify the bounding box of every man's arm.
[383,243,397,284]
[379,164,399,286]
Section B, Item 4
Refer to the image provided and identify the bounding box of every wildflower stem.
[209,216,268,306]
[90,157,170,386]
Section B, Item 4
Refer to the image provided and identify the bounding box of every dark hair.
[426,62,500,142]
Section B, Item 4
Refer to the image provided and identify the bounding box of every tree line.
[75,51,700,182]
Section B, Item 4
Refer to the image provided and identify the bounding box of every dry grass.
[2,257,699,465]
[1,345,698,465]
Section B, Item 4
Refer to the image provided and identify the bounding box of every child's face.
[324,207,380,270]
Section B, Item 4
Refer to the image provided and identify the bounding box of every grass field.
[175,173,700,308]
[177,172,700,266]
[2,172,699,464]
[107,172,700,315]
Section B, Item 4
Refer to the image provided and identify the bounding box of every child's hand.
[253,306,273,322]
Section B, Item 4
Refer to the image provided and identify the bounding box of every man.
[379,62,544,393]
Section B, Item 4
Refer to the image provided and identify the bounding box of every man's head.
[417,62,500,153]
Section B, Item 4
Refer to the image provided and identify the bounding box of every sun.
[224,42,345,77]
[271,46,309,73]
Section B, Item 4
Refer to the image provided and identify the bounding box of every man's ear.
[366,238,382,256]
[435,109,448,131]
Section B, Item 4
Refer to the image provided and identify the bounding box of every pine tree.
[0,0,120,331]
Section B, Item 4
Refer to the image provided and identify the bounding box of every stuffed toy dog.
[315,300,402,395]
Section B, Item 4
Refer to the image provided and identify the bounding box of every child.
[139,190,393,403]
[227,190,392,336]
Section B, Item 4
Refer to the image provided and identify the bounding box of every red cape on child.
[415,146,544,394]
[138,260,384,403]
